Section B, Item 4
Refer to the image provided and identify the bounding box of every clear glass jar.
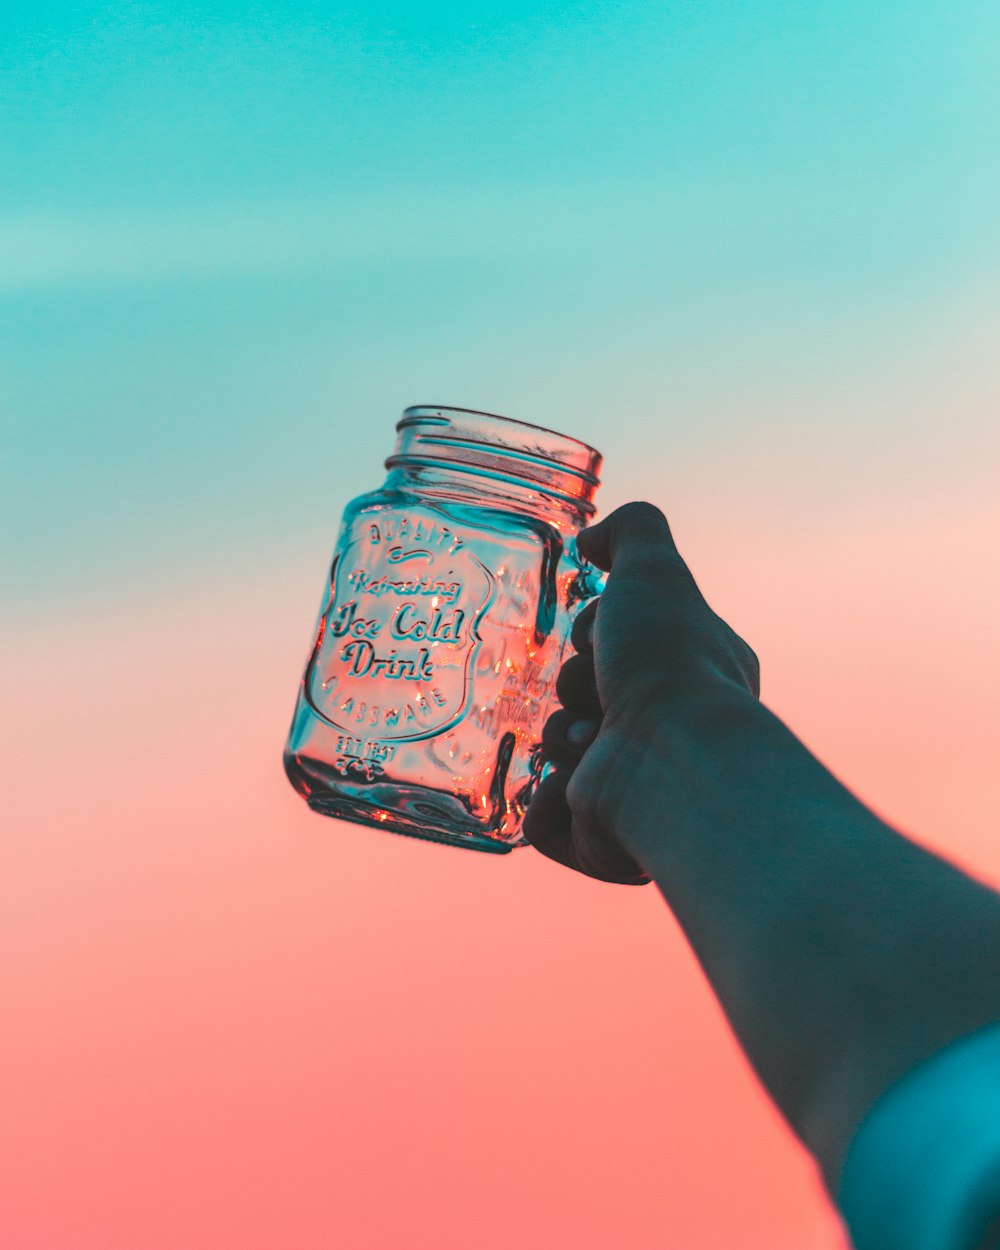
[283,405,603,854]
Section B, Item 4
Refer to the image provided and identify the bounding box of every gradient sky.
[4,0,999,607]
[3,3,999,1247]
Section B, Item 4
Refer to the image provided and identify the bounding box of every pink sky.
[4,481,997,1249]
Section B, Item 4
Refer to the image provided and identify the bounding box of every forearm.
[612,685,1000,1188]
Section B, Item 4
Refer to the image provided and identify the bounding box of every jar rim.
[388,405,602,515]
[398,405,602,461]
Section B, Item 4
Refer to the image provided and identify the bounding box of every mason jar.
[283,405,603,854]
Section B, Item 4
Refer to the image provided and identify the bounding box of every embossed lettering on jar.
[284,406,602,853]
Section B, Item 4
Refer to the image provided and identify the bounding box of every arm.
[525,502,1000,1194]
[609,682,1000,1188]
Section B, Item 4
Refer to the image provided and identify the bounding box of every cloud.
[0,185,636,292]
[1,176,993,295]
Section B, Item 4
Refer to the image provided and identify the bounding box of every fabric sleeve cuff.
[837,1020,1000,1250]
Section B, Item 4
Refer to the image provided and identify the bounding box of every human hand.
[523,502,760,883]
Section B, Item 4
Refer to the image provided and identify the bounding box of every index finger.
[577,501,681,575]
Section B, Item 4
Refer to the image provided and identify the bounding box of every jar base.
[307,793,517,854]
[286,752,523,854]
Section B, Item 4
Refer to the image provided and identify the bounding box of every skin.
[524,501,1000,1193]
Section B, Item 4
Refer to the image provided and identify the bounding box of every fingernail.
[566,719,598,748]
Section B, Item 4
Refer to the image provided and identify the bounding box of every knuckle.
[541,707,570,742]
[742,640,761,695]
[619,500,667,526]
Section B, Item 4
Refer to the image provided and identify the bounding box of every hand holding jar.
[524,500,761,883]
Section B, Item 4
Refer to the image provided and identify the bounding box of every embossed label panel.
[306,510,495,742]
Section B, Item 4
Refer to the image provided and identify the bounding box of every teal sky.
[3,0,999,609]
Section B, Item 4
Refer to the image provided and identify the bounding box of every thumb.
[577,501,681,576]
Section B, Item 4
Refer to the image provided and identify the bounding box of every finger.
[577,501,682,576]
[570,598,599,654]
[541,707,601,764]
[555,653,602,716]
[522,767,583,873]
[541,708,601,765]
[524,768,651,885]
[576,839,652,886]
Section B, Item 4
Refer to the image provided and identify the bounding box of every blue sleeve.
[837,1020,1000,1250]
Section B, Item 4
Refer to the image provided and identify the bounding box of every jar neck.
[383,406,601,530]
[384,462,591,530]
